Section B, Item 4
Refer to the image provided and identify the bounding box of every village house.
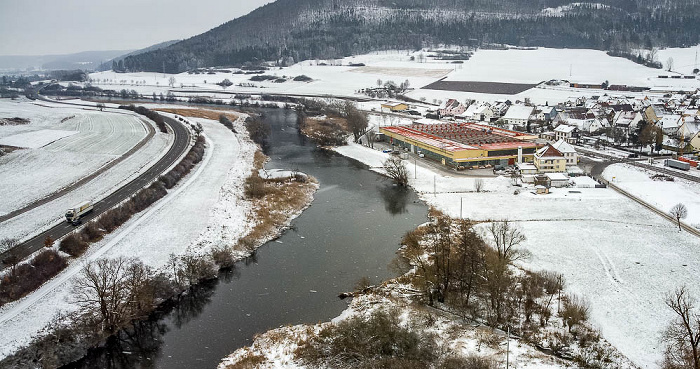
[535,105,557,122]
[439,99,466,117]
[552,139,578,166]
[657,115,683,135]
[502,105,534,126]
[381,102,408,112]
[554,124,579,143]
[612,111,643,134]
[534,144,567,173]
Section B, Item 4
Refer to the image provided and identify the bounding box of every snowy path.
[334,142,700,368]
[0,117,256,359]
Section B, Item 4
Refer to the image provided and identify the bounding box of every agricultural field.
[0,100,148,215]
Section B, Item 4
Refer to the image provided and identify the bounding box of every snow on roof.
[659,115,682,129]
[552,139,576,153]
[536,144,564,158]
[545,172,569,181]
[554,125,576,133]
[517,163,538,170]
[503,105,534,120]
[382,102,406,107]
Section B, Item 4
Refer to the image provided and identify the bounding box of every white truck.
[65,201,93,225]
[664,158,690,171]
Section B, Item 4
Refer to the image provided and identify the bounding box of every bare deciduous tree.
[670,203,688,231]
[168,76,176,87]
[365,130,377,149]
[344,101,368,143]
[663,286,700,369]
[486,220,530,264]
[383,156,409,187]
[474,178,484,192]
[561,294,590,332]
[73,258,130,333]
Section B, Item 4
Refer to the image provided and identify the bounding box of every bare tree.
[561,294,590,332]
[383,156,409,186]
[663,286,700,369]
[670,203,688,231]
[365,130,377,149]
[474,178,484,192]
[667,57,675,72]
[344,101,368,143]
[72,257,155,334]
[168,76,176,87]
[95,102,105,111]
[486,220,530,263]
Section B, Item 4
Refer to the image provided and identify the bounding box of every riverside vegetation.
[0,109,318,368]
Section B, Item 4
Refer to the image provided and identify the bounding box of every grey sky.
[0,0,276,56]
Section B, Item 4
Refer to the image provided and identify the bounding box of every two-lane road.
[0,112,191,269]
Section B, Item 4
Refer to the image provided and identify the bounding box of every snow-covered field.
[603,163,700,228]
[334,142,700,368]
[0,115,257,359]
[0,129,78,148]
[0,100,149,216]
[87,46,700,107]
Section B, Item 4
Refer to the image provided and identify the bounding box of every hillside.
[123,0,700,72]
[97,40,181,72]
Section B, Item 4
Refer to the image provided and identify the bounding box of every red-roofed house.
[534,144,567,173]
[439,99,466,117]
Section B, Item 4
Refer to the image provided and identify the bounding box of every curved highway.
[0,104,191,269]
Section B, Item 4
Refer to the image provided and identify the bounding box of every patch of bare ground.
[235,150,318,253]
[300,116,349,146]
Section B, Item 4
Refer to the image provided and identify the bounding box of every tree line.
[120,0,700,73]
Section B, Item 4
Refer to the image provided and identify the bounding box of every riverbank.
[309,141,700,368]
[218,208,637,368]
[0,107,318,368]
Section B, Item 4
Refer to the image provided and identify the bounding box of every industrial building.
[380,122,538,168]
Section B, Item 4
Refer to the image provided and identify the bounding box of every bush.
[441,356,495,369]
[59,233,89,257]
[80,221,104,243]
[210,246,236,269]
[296,309,436,366]
[293,75,312,82]
[562,294,590,332]
[0,250,67,306]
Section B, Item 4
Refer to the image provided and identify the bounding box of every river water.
[64,108,428,368]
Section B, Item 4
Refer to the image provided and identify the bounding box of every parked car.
[627,153,639,158]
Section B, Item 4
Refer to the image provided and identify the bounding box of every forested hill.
[123,0,700,73]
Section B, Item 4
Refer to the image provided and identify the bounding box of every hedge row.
[0,250,67,305]
[118,105,168,133]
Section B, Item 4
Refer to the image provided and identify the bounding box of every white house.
[657,115,683,135]
[554,124,579,143]
[613,111,643,133]
[552,139,578,166]
[502,105,534,126]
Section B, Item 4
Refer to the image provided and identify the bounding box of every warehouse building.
[380,122,538,168]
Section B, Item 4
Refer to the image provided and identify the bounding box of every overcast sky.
[0,0,276,56]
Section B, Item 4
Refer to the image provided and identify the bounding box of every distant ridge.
[122,0,700,73]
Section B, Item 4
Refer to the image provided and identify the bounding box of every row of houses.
[410,88,700,153]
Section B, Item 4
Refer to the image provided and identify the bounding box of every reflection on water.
[378,185,411,215]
